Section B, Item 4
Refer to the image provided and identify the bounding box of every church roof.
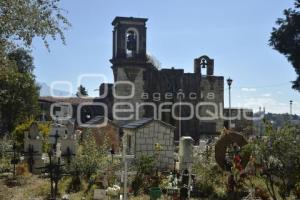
[39,96,94,105]
[112,16,148,26]
[121,118,175,130]
[82,115,117,127]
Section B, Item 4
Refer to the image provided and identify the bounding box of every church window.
[126,29,138,57]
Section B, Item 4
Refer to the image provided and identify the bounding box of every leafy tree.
[269,0,300,91]
[132,155,156,196]
[0,0,71,134]
[245,122,300,200]
[135,155,156,176]
[69,130,109,192]
[8,48,34,73]
[0,138,12,173]
[0,64,39,133]
[192,142,225,198]
[0,0,71,50]
[76,85,88,97]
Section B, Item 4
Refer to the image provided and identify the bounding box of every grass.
[0,174,298,200]
[0,175,49,200]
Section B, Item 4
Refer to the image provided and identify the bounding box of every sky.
[32,0,300,114]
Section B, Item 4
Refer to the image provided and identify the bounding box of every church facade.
[96,17,225,141]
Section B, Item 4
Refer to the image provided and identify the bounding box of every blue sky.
[32,0,300,114]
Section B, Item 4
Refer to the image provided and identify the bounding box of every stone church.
[95,16,225,142]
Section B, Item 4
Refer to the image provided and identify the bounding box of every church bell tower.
[111,16,147,64]
[110,17,149,123]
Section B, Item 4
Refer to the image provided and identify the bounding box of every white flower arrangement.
[106,185,121,197]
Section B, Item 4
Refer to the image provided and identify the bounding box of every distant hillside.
[255,112,300,128]
[38,82,73,97]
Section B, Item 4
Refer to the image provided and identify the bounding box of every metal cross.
[49,131,61,151]
[37,151,68,200]
[61,147,75,165]
[6,143,19,177]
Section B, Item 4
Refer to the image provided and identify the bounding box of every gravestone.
[24,122,43,173]
[93,189,107,200]
[48,119,78,164]
[179,137,194,171]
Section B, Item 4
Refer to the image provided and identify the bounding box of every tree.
[70,130,108,181]
[269,0,300,91]
[245,123,300,200]
[0,0,70,134]
[76,85,88,97]
[0,138,12,173]
[192,142,223,198]
[132,155,156,196]
[0,65,39,133]
[0,0,71,50]
[8,48,34,73]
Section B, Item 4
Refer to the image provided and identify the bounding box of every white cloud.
[237,96,297,114]
[262,93,271,97]
[241,87,257,92]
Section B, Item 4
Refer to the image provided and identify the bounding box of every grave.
[179,137,194,171]
[24,122,43,174]
[48,104,79,165]
[215,130,249,170]
[93,189,107,200]
[48,120,78,165]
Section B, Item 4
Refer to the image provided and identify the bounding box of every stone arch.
[125,27,139,58]
[194,55,214,76]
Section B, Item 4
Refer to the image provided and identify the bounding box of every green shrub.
[12,120,50,151]
[12,119,33,150]
[0,139,11,173]
[195,181,214,197]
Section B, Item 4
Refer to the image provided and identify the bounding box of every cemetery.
[1,1,300,200]
[1,108,300,199]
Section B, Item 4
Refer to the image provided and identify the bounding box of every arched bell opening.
[125,28,139,58]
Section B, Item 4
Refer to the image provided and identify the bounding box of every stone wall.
[124,120,175,170]
[113,66,145,123]
[141,66,224,141]
[200,76,224,135]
